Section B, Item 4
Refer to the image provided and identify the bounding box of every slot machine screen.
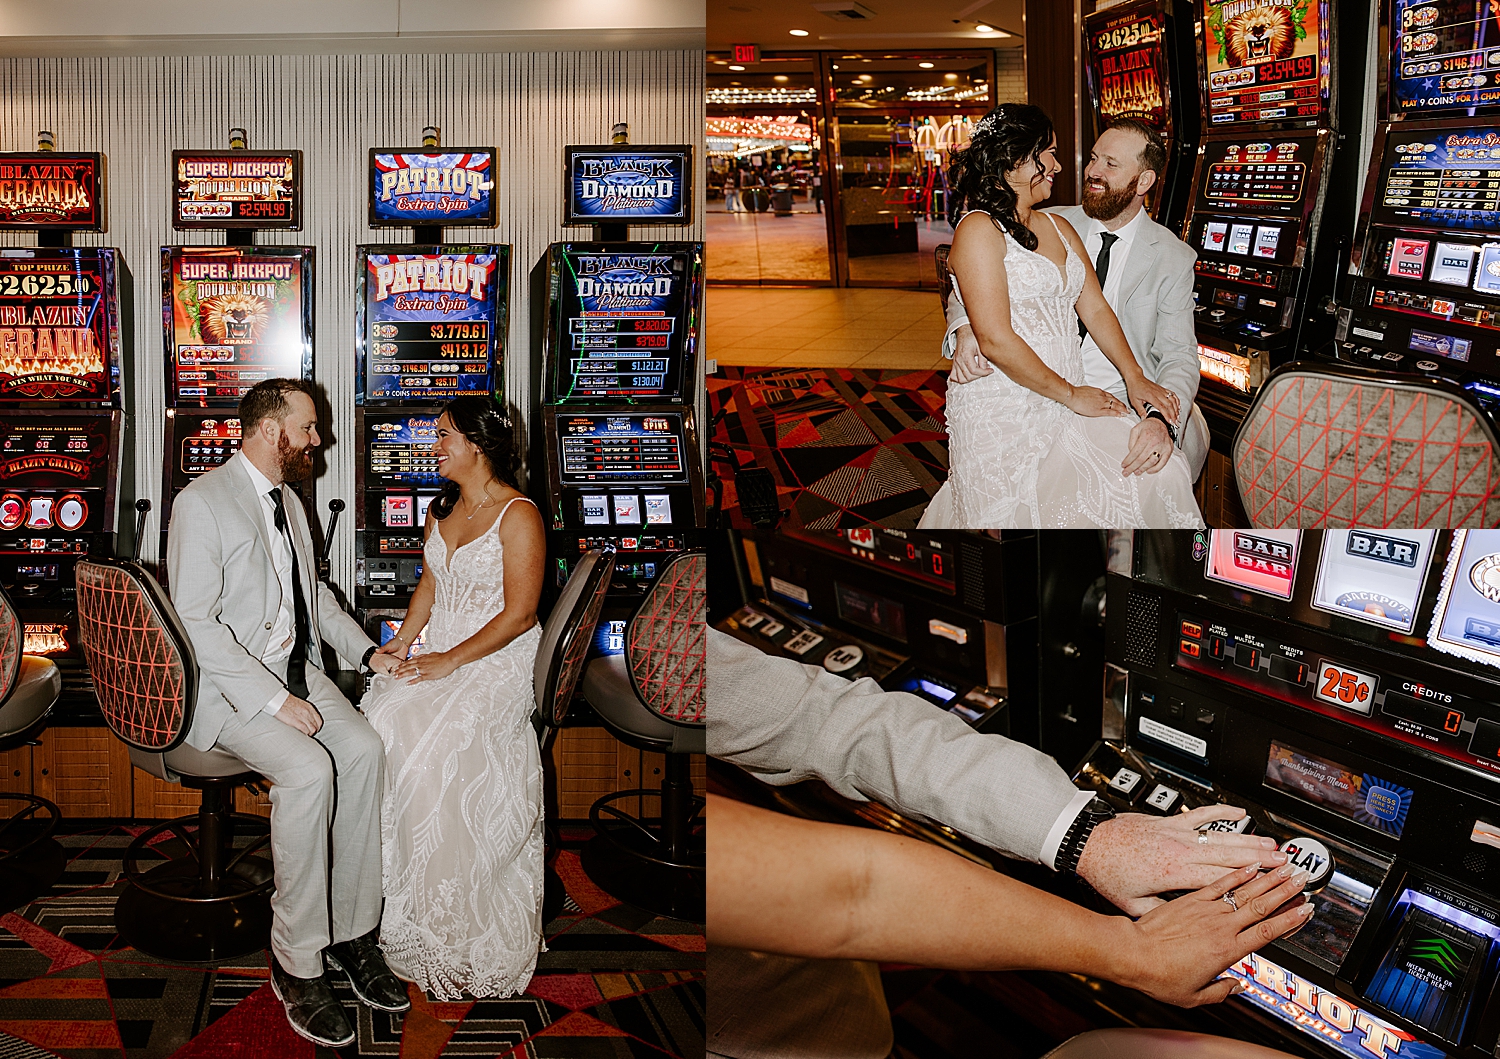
[1205,529,1301,599]
[0,249,117,402]
[364,410,442,490]
[1374,128,1500,231]
[0,153,105,230]
[1429,529,1500,668]
[166,410,242,494]
[1194,135,1316,216]
[556,411,689,486]
[563,145,693,225]
[0,412,115,533]
[171,150,301,230]
[1200,0,1329,127]
[378,618,427,655]
[549,246,697,401]
[357,247,506,403]
[368,149,496,228]
[1390,0,1500,114]
[163,246,313,407]
[1085,1,1170,128]
[1311,530,1436,634]
[1263,740,1415,838]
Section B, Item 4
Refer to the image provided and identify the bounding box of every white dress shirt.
[239,454,297,715]
[1079,205,1147,399]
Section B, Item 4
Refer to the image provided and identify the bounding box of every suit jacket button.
[230,704,238,712]
[265,622,272,629]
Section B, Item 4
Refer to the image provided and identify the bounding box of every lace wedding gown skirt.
[364,501,545,1000]
[920,215,1203,529]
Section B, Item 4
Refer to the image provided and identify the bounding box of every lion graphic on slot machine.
[200,293,269,345]
[1224,4,1298,66]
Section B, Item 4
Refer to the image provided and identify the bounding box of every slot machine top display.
[537,242,702,406]
[0,248,125,407]
[562,145,693,227]
[0,153,105,231]
[1085,1,1172,133]
[171,150,301,230]
[367,148,497,229]
[1197,0,1331,130]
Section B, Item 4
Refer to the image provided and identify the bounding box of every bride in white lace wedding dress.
[362,397,546,1000]
[919,104,1202,529]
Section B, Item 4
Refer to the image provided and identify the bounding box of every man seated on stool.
[167,378,406,1047]
[945,118,1210,481]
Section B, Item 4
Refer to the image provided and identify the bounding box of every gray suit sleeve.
[707,627,1083,864]
[1149,243,1201,445]
[166,488,288,715]
[316,578,376,670]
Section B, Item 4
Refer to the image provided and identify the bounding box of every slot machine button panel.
[1279,836,1334,891]
[1199,815,1252,835]
[1144,784,1181,814]
[1108,767,1143,795]
[1233,645,1260,670]
[1180,639,1201,657]
[1181,620,1202,639]
[822,644,865,675]
[1268,655,1308,684]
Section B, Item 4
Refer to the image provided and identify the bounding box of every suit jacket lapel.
[231,454,281,574]
[1115,220,1160,313]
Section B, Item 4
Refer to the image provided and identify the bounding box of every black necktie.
[1079,231,1120,340]
[267,487,311,700]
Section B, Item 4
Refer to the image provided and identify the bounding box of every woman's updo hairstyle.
[429,395,519,520]
[946,103,1055,251]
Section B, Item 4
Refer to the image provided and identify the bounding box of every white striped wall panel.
[0,51,706,586]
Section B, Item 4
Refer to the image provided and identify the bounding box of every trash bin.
[744,186,771,213]
[771,183,794,216]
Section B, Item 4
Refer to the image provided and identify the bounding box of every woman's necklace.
[463,485,497,520]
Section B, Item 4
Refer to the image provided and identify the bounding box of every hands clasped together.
[373,635,460,684]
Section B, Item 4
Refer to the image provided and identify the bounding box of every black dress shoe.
[269,956,356,1047]
[325,931,412,1012]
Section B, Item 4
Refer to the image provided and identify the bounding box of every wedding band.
[415,664,421,676]
[1198,831,1209,845]
[1223,891,1238,911]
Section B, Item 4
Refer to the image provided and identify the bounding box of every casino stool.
[1043,1029,1298,1059]
[580,551,705,922]
[0,583,64,913]
[1233,359,1500,526]
[75,557,273,962]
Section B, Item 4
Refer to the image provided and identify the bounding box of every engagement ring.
[1223,891,1238,911]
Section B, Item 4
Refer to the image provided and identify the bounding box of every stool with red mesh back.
[0,581,64,912]
[580,551,705,923]
[74,556,273,962]
[1232,359,1500,526]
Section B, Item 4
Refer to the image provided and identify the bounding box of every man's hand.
[1076,804,1287,917]
[367,651,400,676]
[273,695,323,736]
[1111,862,1313,1007]
[1121,416,1173,477]
[948,324,993,385]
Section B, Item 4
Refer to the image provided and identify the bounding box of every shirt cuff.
[263,689,292,716]
[1040,788,1101,871]
[941,312,969,360]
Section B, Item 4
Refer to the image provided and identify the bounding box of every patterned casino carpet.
[0,824,703,1059]
[708,366,949,529]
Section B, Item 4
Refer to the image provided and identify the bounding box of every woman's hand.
[392,650,460,683]
[375,637,410,660]
[1126,375,1181,424]
[1062,384,1129,418]
[1112,862,1314,1007]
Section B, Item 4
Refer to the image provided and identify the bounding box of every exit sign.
[733,44,760,63]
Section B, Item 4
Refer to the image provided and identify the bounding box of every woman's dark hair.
[429,395,519,520]
[946,103,1055,251]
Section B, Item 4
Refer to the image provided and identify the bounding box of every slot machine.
[530,139,703,607]
[1184,0,1370,450]
[1083,0,1200,233]
[0,143,132,712]
[1070,529,1500,1059]
[160,142,312,563]
[714,529,1043,744]
[1330,0,1500,410]
[353,138,506,644]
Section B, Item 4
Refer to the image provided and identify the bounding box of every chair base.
[0,793,64,913]
[116,809,275,963]
[582,788,705,923]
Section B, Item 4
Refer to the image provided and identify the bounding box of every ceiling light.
[790,28,809,36]
[729,64,746,71]
[919,62,934,69]
[945,72,958,79]
[976,23,994,32]
[832,64,840,69]
[774,75,789,82]
[713,60,729,65]
[858,74,872,81]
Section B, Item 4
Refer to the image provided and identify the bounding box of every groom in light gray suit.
[167,378,407,1047]
[946,118,1210,479]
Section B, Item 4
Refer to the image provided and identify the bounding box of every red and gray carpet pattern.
[709,367,949,529]
[0,825,703,1058]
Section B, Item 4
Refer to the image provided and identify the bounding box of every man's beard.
[276,429,314,482]
[1081,174,1141,221]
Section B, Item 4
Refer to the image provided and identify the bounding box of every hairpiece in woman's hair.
[972,109,1003,139]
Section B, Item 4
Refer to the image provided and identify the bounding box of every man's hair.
[1107,118,1166,180]
[238,378,316,433]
